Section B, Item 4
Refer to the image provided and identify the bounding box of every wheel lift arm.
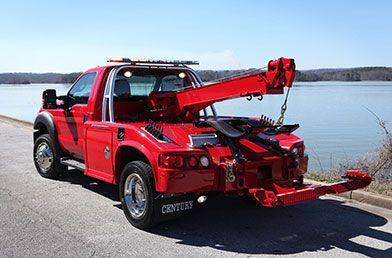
[249,170,373,207]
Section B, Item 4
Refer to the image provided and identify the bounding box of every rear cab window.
[113,69,191,98]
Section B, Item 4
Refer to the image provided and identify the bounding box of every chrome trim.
[35,142,53,172]
[104,146,110,159]
[124,173,147,219]
[102,68,117,122]
[91,123,109,129]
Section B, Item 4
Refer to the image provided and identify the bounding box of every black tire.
[33,134,66,179]
[120,161,156,229]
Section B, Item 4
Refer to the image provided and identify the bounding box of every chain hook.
[274,87,291,127]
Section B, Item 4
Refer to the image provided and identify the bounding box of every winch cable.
[274,87,291,127]
[205,66,267,85]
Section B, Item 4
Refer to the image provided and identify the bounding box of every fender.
[33,111,62,153]
[114,140,157,184]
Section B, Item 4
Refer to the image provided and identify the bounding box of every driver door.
[57,72,96,160]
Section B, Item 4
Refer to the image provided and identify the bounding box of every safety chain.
[225,161,236,183]
[274,87,291,127]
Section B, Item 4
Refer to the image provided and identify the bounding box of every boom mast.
[148,57,296,119]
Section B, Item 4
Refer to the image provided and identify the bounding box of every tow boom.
[148,57,295,119]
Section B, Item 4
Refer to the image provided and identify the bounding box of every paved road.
[0,117,391,257]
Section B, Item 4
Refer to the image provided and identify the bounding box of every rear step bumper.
[248,170,373,207]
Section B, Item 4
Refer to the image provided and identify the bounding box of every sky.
[0,0,392,72]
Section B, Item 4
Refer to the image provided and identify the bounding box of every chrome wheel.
[124,173,147,219]
[35,142,53,173]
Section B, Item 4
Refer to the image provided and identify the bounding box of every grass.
[305,109,392,197]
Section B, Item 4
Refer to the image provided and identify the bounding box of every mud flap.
[153,193,203,223]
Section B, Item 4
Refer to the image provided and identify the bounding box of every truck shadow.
[60,169,119,201]
[60,169,391,257]
[151,197,392,256]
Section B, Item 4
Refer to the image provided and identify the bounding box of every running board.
[60,158,85,171]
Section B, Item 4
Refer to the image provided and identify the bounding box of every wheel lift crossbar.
[249,170,373,207]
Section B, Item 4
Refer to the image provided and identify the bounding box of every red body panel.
[84,121,115,182]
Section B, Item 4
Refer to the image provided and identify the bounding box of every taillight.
[291,144,305,156]
[188,156,199,168]
[159,153,211,169]
[199,155,210,168]
[159,154,184,169]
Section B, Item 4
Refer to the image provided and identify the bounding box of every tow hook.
[225,162,236,183]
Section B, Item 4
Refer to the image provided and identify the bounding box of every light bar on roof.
[107,57,199,65]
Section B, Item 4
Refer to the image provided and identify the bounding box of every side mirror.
[42,89,57,109]
[57,95,70,109]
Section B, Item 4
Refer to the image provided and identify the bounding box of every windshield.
[113,68,195,97]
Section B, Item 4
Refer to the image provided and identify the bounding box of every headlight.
[199,155,210,168]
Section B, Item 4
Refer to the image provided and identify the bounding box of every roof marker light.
[107,58,199,65]
[124,71,132,78]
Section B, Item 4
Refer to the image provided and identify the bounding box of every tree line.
[197,67,392,82]
[0,72,81,84]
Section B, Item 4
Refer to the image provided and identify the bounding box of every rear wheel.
[120,161,156,229]
[33,134,66,179]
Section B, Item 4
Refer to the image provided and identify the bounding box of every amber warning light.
[107,57,199,66]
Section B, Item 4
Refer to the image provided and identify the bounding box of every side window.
[68,72,96,105]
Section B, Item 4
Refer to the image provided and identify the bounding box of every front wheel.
[120,161,156,229]
[33,134,66,179]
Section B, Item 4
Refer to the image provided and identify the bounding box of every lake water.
[1,81,391,170]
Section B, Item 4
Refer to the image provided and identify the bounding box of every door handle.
[90,124,109,129]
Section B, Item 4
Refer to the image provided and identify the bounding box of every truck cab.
[33,58,372,229]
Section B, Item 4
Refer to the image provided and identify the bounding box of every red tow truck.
[33,57,372,229]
